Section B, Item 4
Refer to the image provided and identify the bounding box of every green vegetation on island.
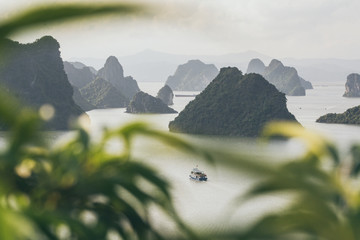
[316,105,360,124]
[169,67,298,137]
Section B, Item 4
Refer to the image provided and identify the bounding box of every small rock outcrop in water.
[156,85,174,105]
[97,56,140,100]
[80,78,129,109]
[126,91,177,114]
[0,36,84,130]
[169,67,298,137]
[166,59,219,91]
[247,58,312,95]
[343,73,360,97]
[316,105,360,125]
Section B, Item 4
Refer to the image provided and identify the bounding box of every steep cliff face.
[80,77,129,109]
[156,85,174,105]
[169,67,298,137]
[126,91,177,114]
[97,56,140,100]
[343,73,360,97]
[263,59,306,96]
[63,61,96,88]
[166,59,219,91]
[0,36,84,130]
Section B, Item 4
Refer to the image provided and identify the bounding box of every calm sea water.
[84,82,360,233]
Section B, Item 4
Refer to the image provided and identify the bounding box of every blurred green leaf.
[0,3,144,38]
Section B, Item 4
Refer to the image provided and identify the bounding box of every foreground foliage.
[3,2,360,240]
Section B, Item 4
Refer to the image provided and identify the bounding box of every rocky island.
[157,85,174,105]
[316,106,360,125]
[247,58,312,96]
[126,91,177,114]
[343,73,360,97]
[65,56,141,109]
[169,67,298,137]
[166,59,219,91]
[0,36,85,130]
[97,56,140,100]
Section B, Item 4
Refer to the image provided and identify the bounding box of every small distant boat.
[189,166,208,181]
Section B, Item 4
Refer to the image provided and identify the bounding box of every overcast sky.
[1,0,360,60]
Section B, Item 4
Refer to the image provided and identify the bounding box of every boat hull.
[189,175,207,181]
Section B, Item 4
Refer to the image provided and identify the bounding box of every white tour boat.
[189,166,208,181]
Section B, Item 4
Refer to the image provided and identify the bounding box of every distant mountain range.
[68,50,360,84]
